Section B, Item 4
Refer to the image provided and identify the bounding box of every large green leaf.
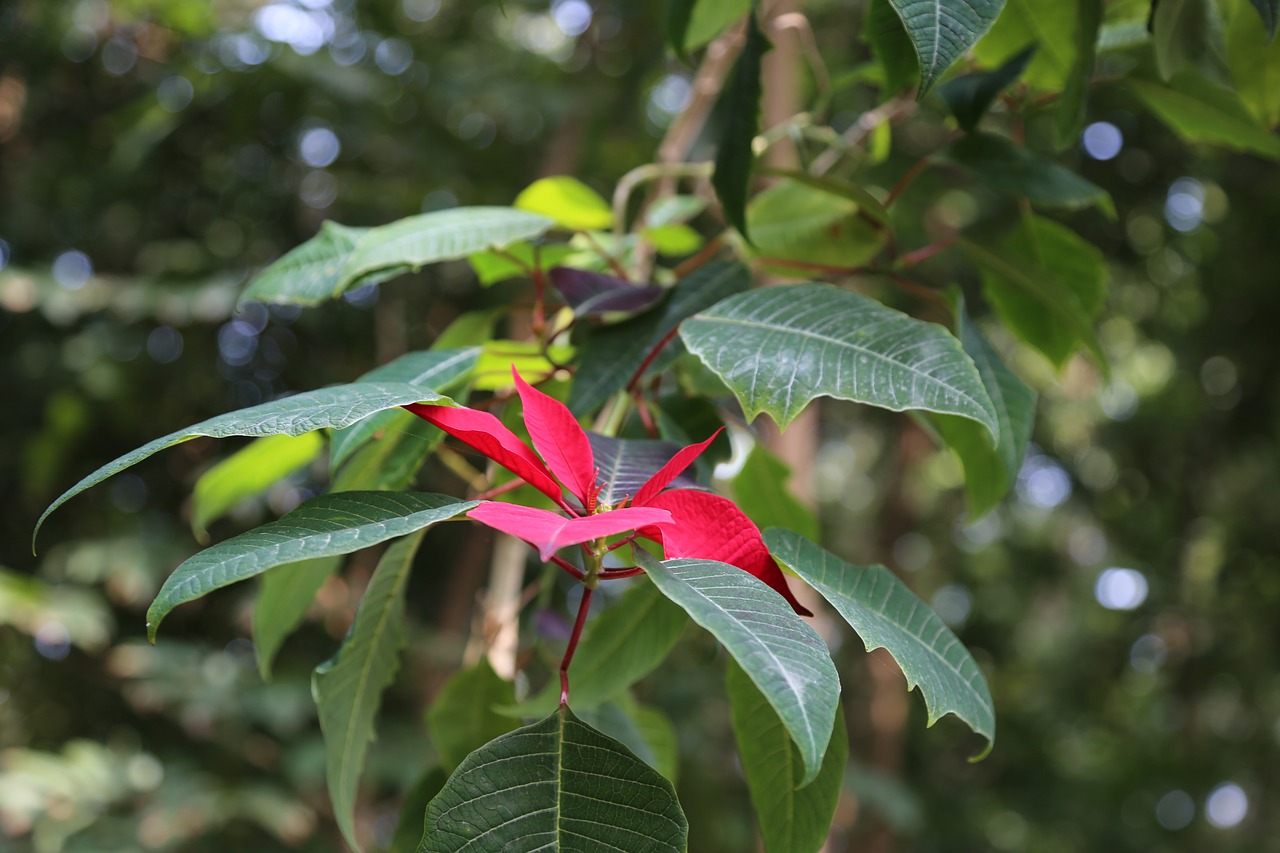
[943,133,1114,214]
[253,555,343,680]
[146,493,477,640]
[1224,0,1280,127]
[576,696,681,784]
[1152,0,1221,81]
[241,207,554,305]
[1127,72,1280,157]
[34,381,450,550]
[731,445,820,542]
[191,432,325,541]
[680,283,999,436]
[727,660,848,853]
[927,304,1037,517]
[712,11,768,241]
[516,577,689,716]
[313,531,424,853]
[427,659,519,773]
[886,0,1007,93]
[420,706,688,852]
[972,0,1078,91]
[330,348,480,471]
[636,551,840,786]
[568,260,750,415]
[765,529,995,753]
[965,214,1107,367]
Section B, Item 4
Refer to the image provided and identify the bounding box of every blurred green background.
[3,1,1278,851]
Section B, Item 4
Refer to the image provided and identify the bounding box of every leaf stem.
[599,566,646,580]
[884,155,931,207]
[549,554,586,581]
[611,161,715,238]
[672,234,725,279]
[559,587,594,705]
[626,326,681,393]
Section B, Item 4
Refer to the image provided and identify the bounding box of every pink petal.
[512,369,597,505]
[469,503,673,562]
[639,489,812,616]
[633,428,724,506]
[403,403,564,506]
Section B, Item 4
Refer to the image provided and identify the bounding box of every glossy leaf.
[514,176,613,231]
[35,381,449,550]
[865,0,920,93]
[642,489,811,616]
[568,260,750,415]
[943,133,1114,214]
[467,503,671,562]
[766,529,996,753]
[586,434,702,507]
[427,659,518,773]
[549,267,665,317]
[518,577,689,715]
[680,283,999,436]
[928,304,1037,517]
[965,214,1107,367]
[329,348,479,472]
[191,432,324,540]
[637,551,838,785]
[513,370,597,505]
[420,705,688,852]
[727,660,848,853]
[253,555,343,680]
[713,11,768,241]
[313,531,424,853]
[146,493,476,640]
[886,0,1006,93]
[1127,72,1280,157]
[747,179,887,274]
[936,46,1036,131]
[972,0,1078,91]
[1055,0,1103,148]
[731,445,821,542]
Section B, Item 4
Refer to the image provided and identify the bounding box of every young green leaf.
[746,179,887,273]
[936,45,1036,132]
[314,531,424,853]
[712,11,769,241]
[727,660,848,853]
[514,176,613,231]
[146,493,477,640]
[420,706,688,852]
[972,0,1079,91]
[192,432,325,541]
[426,659,518,773]
[254,555,343,680]
[680,283,1000,437]
[927,304,1037,518]
[636,551,840,786]
[1129,71,1280,158]
[34,381,450,551]
[765,529,995,755]
[886,0,1007,94]
[943,133,1114,214]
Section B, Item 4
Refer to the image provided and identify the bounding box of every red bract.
[403,367,809,615]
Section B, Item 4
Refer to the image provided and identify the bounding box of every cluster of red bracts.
[402,368,811,616]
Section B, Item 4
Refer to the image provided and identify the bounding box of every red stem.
[634,392,659,438]
[672,235,724,279]
[884,155,931,207]
[626,326,681,392]
[599,566,646,580]
[559,587,594,705]
[897,234,958,269]
[550,554,586,581]
[471,478,526,502]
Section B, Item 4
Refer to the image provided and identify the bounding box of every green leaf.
[636,551,840,786]
[420,706,688,852]
[468,243,576,286]
[514,177,613,232]
[972,0,1079,91]
[1222,0,1280,127]
[426,659,518,773]
[35,381,450,551]
[313,531,424,853]
[568,260,750,415]
[238,220,367,308]
[331,414,441,493]
[865,0,920,93]
[765,529,995,754]
[680,283,999,436]
[927,303,1037,517]
[964,214,1107,367]
[1055,0,1103,148]
[666,0,699,58]
[684,0,752,53]
[1249,0,1280,37]
[577,697,681,784]
[146,493,477,640]
[747,179,887,274]
[516,577,688,716]
[936,45,1036,132]
[389,768,449,853]
[330,348,480,471]
[886,0,1007,94]
[727,660,848,853]
[943,133,1114,214]
[713,11,769,241]
[758,169,892,228]
[192,432,325,541]
[1152,0,1223,81]
[1127,71,1280,157]
[643,223,704,256]
[253,555,343,680]
[731,445,820,542]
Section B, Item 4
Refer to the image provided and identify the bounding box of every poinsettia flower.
[403,367,810,615]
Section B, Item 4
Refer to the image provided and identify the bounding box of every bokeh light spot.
[1094,567,1148,610]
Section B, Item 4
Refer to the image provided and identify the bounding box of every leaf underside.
[887,0,1007,93]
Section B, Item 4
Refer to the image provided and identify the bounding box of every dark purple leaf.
[550,267,665,318]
